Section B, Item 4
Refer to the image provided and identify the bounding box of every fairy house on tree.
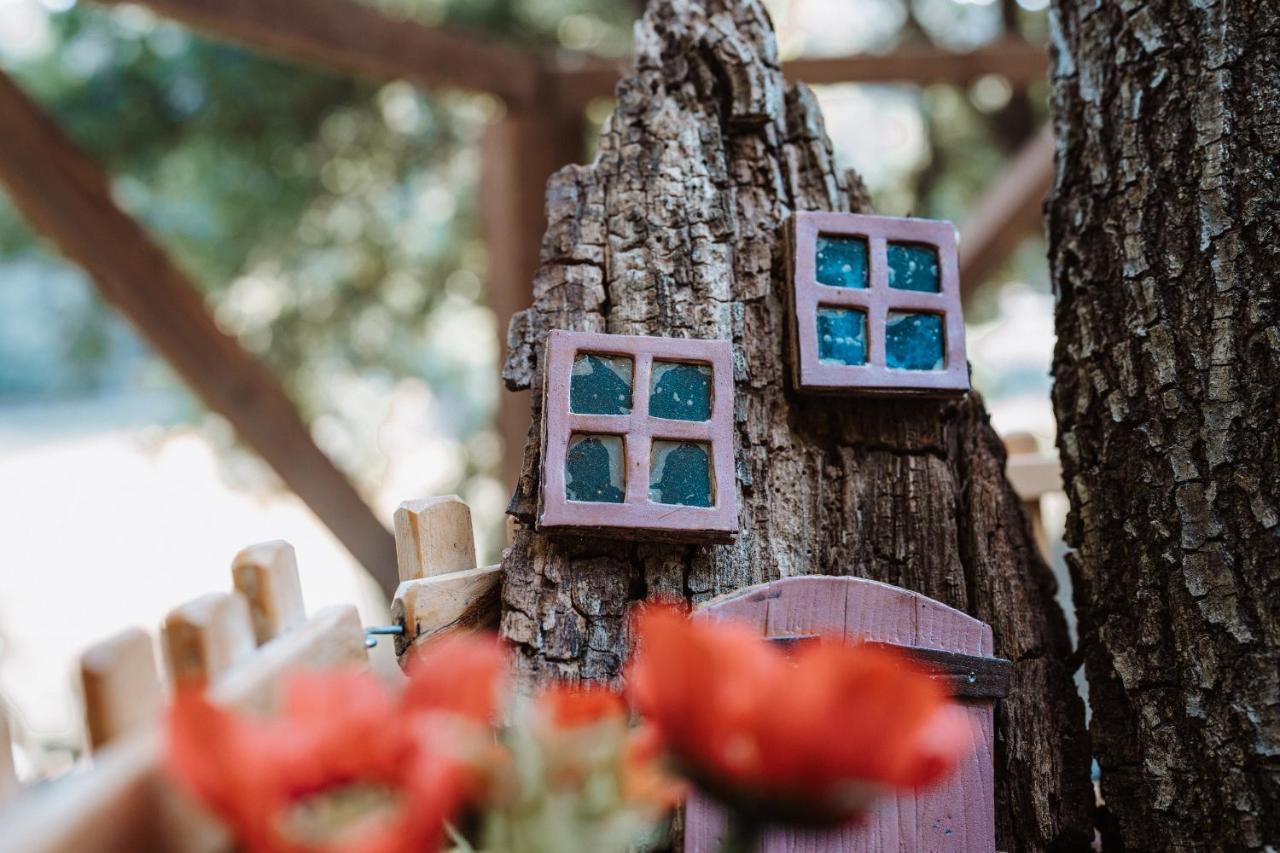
[488,2,1093,850]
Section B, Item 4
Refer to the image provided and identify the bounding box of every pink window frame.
[788,211,969,395]
[538,330,738,540]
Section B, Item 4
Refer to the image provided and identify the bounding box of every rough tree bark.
[500,2,1093,848]
[1048,1,1279,850]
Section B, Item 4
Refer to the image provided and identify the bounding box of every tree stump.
[1049,0,1280,848]
[500,1,1092,848]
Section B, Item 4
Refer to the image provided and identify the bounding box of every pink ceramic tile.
[538,330,738,541]
[787,211,970,395]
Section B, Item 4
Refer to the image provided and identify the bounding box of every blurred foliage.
[0,0,1049,488]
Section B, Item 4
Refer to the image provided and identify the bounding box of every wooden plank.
[688,576,997,853]
[79,628,164,753]
[161,592,256,683]
[0,71,399,598]
[767,636,1013,700]
[0,732,228,853]
[232,540,306,644]
[553,39,1049,105]
[391,566,502,660]
[212,605,368,715]
[959,124,1055,301]
[480,110,584,491]
[394,496,477,582]
[94,0,549,111]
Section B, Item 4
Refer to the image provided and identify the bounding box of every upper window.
[787,212,969,395]
[539,330,737,541]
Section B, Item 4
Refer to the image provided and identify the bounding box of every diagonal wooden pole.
[0,70,399,597]
[958,123,1055,301]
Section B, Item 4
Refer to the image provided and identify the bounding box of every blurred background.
[0,0,1065,781]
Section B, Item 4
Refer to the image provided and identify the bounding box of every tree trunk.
[501,2,1093,848]
[1048,1,1280,849]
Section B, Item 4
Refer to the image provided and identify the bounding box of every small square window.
[565,434,626,503]
[649,441,714,507]
[887,242,940,292]
[570,353,633,415]
[886,312,945,371]
[539,331,737,541]
[787,212,968,395]
[650,361,712,421]
[815,234,869,289]
[816,307,868,366]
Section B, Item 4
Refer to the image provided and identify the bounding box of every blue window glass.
[570,354,632,415]
[565,434,625,503]
[815,234,869,289]
[886,243,940,293]
[649,362,713,421]
[816,307,868,366]
[649,441,713,507]
[885,312,945,371]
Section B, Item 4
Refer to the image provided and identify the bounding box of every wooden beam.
[94,0,550,111]
[959,124,1056,301]
[480,110,584,492]
[0,71,399,597]
[553,39,1049,105]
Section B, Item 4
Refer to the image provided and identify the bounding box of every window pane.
[815,234,869,289]
[816,307,868,365]
[886,312,945,370]
[886,243,940,292]
[565,434,626,503]
[570,354,633,415]
[649,361,712,421]
[649,440,713,507]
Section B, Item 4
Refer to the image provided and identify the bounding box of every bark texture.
[501,2,1093,848]
[1048,1,1280,849]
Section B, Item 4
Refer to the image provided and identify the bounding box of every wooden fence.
[0,496,497,853]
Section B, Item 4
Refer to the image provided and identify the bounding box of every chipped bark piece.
[786,212,969,395]
[212,606,368,716]
[161,592,255,683]
[231,540,306,645]
[499,2,1092,848]
[688,576,998,852]
[394,496,477,582]
[79,628,164,753]
[391,566,503,662]
[538,330,737,542]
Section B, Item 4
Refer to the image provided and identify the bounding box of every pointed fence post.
[161,592,256,684]
[232,540,306,645]
[390,496,502,664]
[79,628,164,753]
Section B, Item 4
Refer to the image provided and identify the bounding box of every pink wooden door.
[684,576,1000,853]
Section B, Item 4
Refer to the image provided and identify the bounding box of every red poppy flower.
[627,604,973,826]
[535,683,627,729]
[401,632,509,723]
[167,669,473,853]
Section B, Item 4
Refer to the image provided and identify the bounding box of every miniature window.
[788,212,968,395]
[539,331,737,541]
